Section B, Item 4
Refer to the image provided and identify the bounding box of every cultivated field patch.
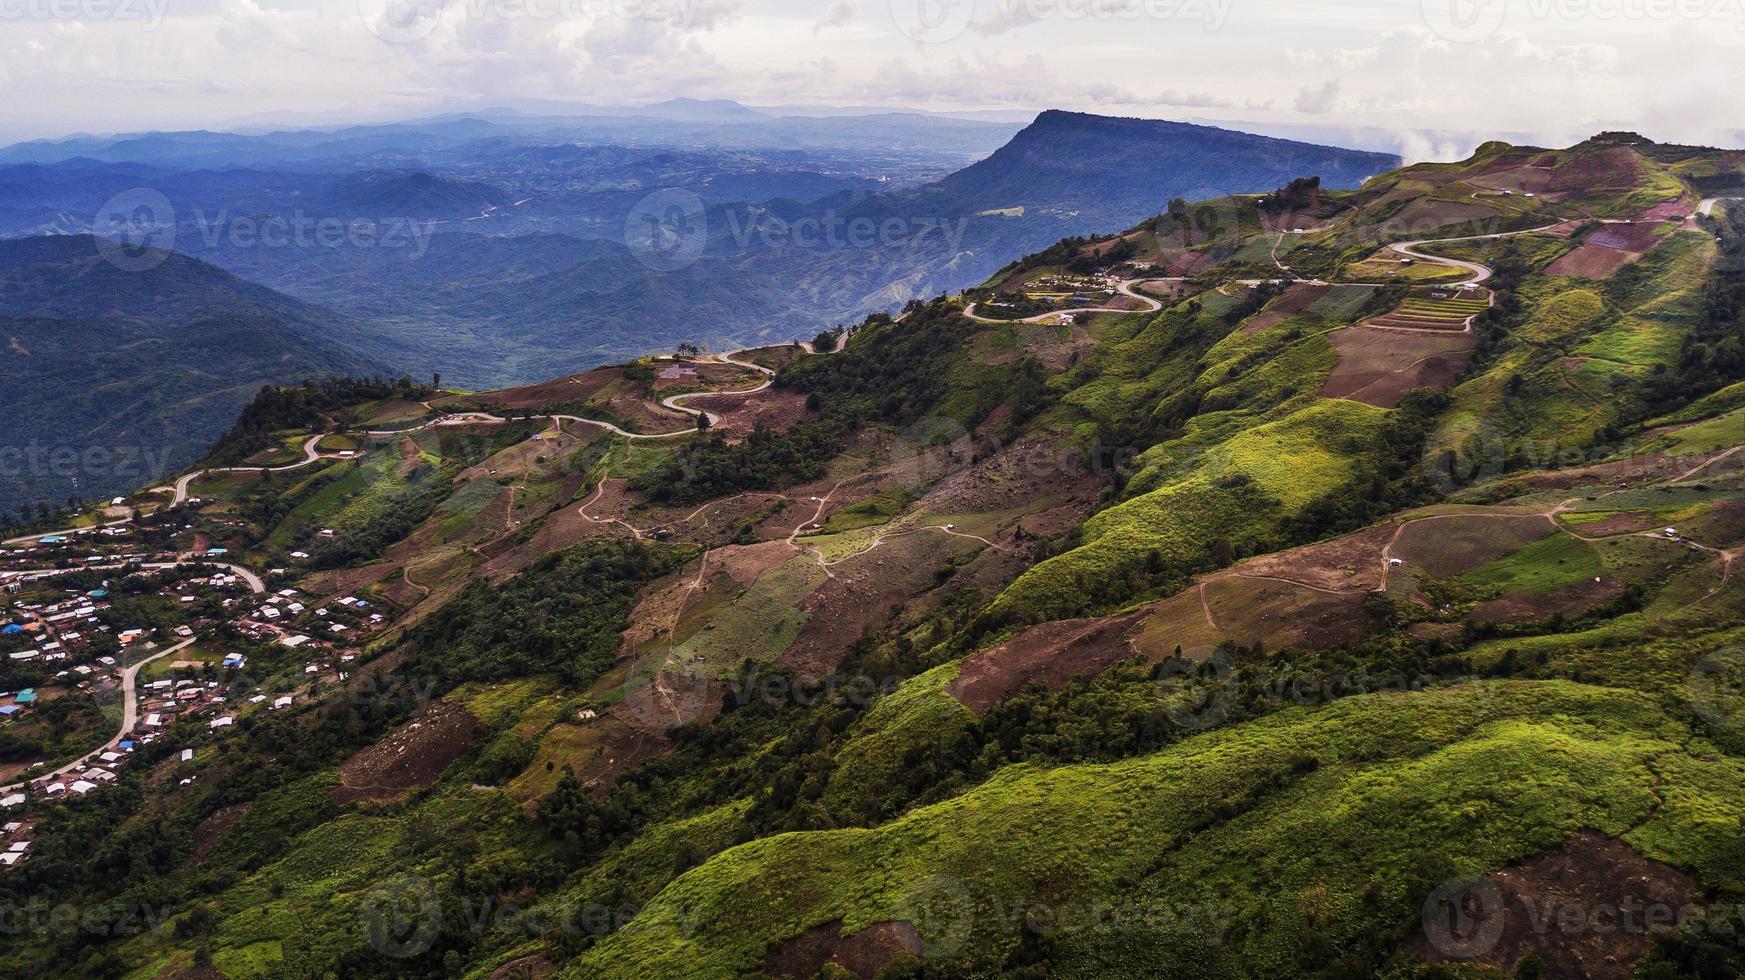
[944,613,1144,713]
[1389,514,1555,579]
[332,700,480,804]
[1321,325,1475,408]
[1408,832,1697,979]
[1362,286,1491,332]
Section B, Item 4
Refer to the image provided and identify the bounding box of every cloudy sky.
[2,0,1742,155]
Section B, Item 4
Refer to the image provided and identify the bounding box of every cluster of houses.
[28,744,134,799]
[0,817,35,869]
[0,480,412,830]
[1026,271,1124,297]
[2,586,135,718]
[235,588,384,647]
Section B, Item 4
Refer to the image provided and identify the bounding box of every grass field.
[581,681,1731,979]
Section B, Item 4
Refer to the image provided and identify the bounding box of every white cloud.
[1293,79,1339,115]
[0,0,1743,148]
[812,0,855,33]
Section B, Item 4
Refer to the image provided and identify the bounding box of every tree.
[696,411,711,431]
[432,371,442,389]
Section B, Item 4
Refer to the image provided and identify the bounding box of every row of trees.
[204,375,437,465]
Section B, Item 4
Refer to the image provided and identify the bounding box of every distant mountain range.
[0,103,1025,171]
[0,236,383,517]
[0,109,1400,512]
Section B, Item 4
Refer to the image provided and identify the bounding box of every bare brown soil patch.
[738,344,808,371]
[766,920,923,979]
[1390,514,1554,578]
[684,387,813,438]
[188,802,251,865]
[1158,248,1216,277]
[1200,577,1372,651]
[1635,199,1692,222]
[1233,522,1398,592]
[299,562,397,599]
[566,712,674,788]
[1409,831,1698,980]
[915,435,1104,518]
[1562,247,1643,276]
[1686,498,1745,547]
[1549,146,1647,198]
[396,436,423,477]
[619,542,801,654]
[946,613,1144,713]
[460,360,760,435]
[459,368,624,410]
[380,573,426,608]
[1468,165,1557,196]
[333,700,480,804]
[653,359,763,394]
[1135,279,1197,301]
[1391,198,1498,231]
[1128,588,1228,658]
[1241,283,1331,334]
[1486,450,1720,496]
[715,540,799,588]
[1322,326,1475,408]
[778,533,979,679]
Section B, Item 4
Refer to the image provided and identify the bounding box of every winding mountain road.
[165,433,334,506]
[0,556,267,794]
[1385,220,1569,286]
[962,279,1165,324]
[366,350,784,441]
[0,636,196,795]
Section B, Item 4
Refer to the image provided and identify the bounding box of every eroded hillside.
[7,134,1745,980]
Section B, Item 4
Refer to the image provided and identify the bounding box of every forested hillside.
[0,236,384,520]
[7,134,1745,980]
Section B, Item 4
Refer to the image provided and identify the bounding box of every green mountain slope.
[0,235,384,518]
[8,134,1745,980]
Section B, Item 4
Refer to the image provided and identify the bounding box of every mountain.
[635,97,770,122]
[10,133,1745,978]
[927,110,1399,225]
[309,170,511,219]
[0,235,382,516]
[0,111,1399,390]
[141,112,1404,387]
[0,112,1022,171]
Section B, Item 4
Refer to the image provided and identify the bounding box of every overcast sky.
[2,0,1742,156]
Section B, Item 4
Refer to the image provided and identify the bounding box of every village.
[973,268,1131,323]
[0,506,393,870]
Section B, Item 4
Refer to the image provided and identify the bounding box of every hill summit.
[928,110,1400,225]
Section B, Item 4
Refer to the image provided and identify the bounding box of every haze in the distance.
[2,0,1742,157]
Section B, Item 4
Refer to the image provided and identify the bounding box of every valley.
[6,130,1745,980]
[0,110,1399,524]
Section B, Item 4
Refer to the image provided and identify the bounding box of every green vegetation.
[13,132,1745,980]
[404,539,692,688]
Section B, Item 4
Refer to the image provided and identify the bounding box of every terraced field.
[20,132,1745,980]
[1364,287,1492,331]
